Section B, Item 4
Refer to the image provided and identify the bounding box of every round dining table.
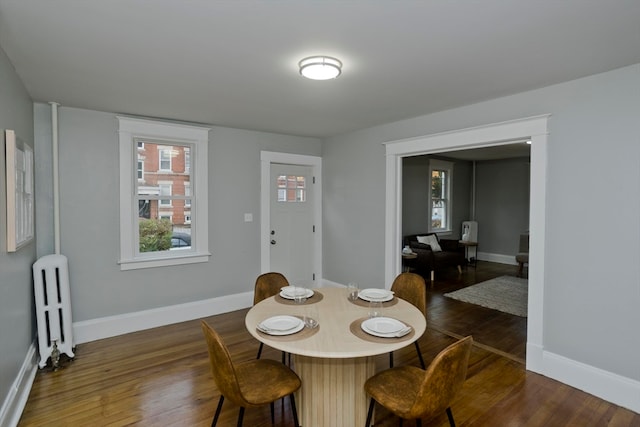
[245,286,427,427]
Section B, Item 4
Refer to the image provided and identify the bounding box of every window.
[137,155,144,181]
[118,117,210,270]
[184,183,191,207]
[159,148,172,171]
[428,159,453,233]
[159,183,172,207]
[277,175,306,202]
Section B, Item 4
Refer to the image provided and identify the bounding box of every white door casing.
[383,115,549,373]
[261,151,322,285]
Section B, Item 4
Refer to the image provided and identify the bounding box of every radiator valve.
[51,340,60,371]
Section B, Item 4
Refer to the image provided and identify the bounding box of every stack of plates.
[361,317,411,338]
[257,315,305,335]
[280,286,314,300]
[358,288,394,302]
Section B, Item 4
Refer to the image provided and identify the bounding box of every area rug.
[444,275,528,317]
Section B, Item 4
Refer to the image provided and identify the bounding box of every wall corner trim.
[0,342,37,427]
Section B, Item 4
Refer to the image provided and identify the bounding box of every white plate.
[358,288,394,302]
[361,317,410,338]
[280,287,314,300]
[258,315,305,335]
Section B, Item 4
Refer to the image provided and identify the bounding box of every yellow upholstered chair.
[390,272,427,369]
[201,320,301,427]
[365,336,473,427]
[254,272,289,360]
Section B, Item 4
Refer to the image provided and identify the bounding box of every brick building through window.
[137,141,191,231]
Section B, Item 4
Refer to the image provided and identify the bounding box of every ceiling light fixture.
[299,56,342,80]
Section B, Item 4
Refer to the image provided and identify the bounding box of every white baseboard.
[527,343,640,413]
[320,279,346,288]
[74,282,345,345]
[0,342,37,427]
[73,291,254,344]
[477,251,518,266]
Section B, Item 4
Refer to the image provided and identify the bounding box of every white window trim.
[118,116,210,270]
[428,159,453,233]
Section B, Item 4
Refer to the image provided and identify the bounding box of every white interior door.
[270,164,314,285]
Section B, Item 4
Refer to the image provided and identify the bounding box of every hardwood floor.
[18,263,639,426]
[426,261,528,362]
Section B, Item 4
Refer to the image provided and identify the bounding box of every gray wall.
[475,157,530,256]
[32,105,322,321]
[402,155,472,239]
[0,46,36,415]
[323,64,640,381]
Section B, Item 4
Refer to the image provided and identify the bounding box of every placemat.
[349,317,415,343]
[275,290,324,305]
[257,316,320,341]
[349,296,398,308]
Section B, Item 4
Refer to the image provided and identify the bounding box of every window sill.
[119,252,211,271]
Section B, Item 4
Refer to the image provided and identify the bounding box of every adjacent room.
[1,1,639,426]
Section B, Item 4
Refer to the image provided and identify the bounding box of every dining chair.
[389,272,427,369]
[201,320,301,427]
[365,335,473,427]
[254,272,289,362]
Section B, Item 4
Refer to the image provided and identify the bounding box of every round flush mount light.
[299,56,342,80]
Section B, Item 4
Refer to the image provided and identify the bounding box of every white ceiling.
[0,1,638,138]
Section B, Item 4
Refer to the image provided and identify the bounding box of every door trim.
[260,151,322,283]
[383,114,549,373]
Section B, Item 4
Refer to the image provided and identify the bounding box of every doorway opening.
[402,146,530,362]
[384,115,549,372]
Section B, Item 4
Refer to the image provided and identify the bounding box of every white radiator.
[33,254,75,368]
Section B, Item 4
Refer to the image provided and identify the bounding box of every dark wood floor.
[19,263,639,426]
[426,261,528,363]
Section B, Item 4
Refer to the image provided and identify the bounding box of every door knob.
[271,240,276,245]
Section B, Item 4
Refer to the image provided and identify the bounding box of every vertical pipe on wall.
[50,102,61,255]
[471,160,476,221]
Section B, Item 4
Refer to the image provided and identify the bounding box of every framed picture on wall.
[5,129,34,252]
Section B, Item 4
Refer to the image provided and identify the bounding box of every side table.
[401,252,417,272]
[458,240,478,267]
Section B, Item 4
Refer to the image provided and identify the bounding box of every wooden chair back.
[391,272,427,317]
[411,336,473,418]
[200,320,248,407]
[253,272,288,305]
